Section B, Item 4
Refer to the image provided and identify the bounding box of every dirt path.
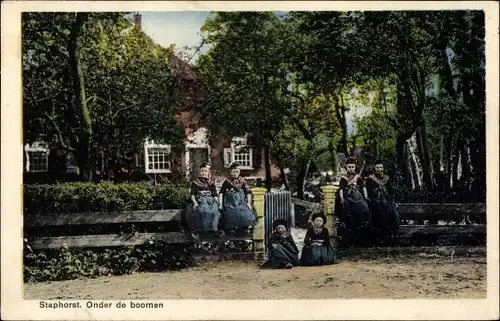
[25,256,486,300]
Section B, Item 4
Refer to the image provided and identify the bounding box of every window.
[228,137,253,169]
[24,142,49,172]
[65,152,79,174]
[144,140,172,173]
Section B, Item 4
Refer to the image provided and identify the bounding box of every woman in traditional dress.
[300,213,337,266]
[366,159,400,245]
[261,219,299,269]
[219,162,257,232]
[335,157,373,246]
[185,162,222,235]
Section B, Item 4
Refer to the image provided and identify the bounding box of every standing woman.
[219,162,257,232]
[335,157,373,246]
[300,213,337,266]
[366,159,400,245]
[185,162,222,234]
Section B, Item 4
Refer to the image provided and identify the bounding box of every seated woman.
[300,213,337,266]
[335,157,373,246]
[185,162,222,236]
[262,219,299,269]
[366,159,400,245]
[219,162,257,232]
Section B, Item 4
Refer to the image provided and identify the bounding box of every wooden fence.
[293,186,486,248]
[25,187,268,253]
[24,186,486,256]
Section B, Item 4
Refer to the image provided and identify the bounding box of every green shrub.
[24,240,195,283]
[23,182,189,214]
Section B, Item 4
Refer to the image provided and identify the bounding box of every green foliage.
[24,182,189,214]
[24,241,195,283]
[23,12,184,169]
[198,12,341,181]
[198,12,291,142]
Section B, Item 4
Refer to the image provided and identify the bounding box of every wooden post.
[321,185,339,238]
[251,187,266,254]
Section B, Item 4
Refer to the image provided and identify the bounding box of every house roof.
[167,54,197,81]
[131,14,205,134]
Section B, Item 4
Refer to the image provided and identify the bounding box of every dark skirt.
[300,244,337,266]
[263,242,299,268]
[185,195,221,232]
[369,192,400,234]
[221,190,257,230]
[338,187,371,228]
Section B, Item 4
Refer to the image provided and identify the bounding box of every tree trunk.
[68,13,92,181]
[296,159,311,200]
[395,133,406,183]
[406,144,416,189]
[439,134,445,172]
[264,145,272,191]
[278,164,290,190]
[408,134,423,187]
[409,142,421,188]
[334,95,350,157]
[452,135,461,189]
[446,134,454,189]
[329,142,338,177]
[419,122,434,189]
[459,139,471,190]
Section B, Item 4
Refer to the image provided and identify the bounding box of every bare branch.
[43,112,76,152]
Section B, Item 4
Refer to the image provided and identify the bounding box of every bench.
[24,209,254,251]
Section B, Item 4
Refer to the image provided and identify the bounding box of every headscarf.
[311,213,326,234]
[273,219,287,230]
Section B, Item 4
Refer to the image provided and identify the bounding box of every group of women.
[184,156,399,269]
[335,157,400,246]
[184,161,257,235]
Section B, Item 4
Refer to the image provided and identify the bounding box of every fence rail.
[24,189,486,252]
[24,209,183,227]
[292,198,486,222]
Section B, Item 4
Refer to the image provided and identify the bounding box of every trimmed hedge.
[23,182,189,214]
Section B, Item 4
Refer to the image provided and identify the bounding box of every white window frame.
[230,137,253,170]
[144,140,172,174]
[24,142,49,173]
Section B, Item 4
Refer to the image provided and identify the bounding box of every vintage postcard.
[1,1,499,320]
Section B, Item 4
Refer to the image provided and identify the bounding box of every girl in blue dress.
[185,162,222,235]
[219,162,257,232]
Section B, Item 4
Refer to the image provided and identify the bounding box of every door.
[188,147,209,179]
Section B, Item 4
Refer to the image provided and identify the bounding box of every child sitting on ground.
[300,213,337,266]
[261,219,299,269]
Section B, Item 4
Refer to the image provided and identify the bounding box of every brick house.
[23,14,280,184]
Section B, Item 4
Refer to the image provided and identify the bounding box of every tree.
[195,10,485,197]
[198,12,343,194]
[197,12,295,190]
[23,12,185,181]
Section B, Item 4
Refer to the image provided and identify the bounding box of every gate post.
[321,185,339,238]
[250,187,266,254]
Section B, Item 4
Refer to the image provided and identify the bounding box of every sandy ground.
[25,255,486,299]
